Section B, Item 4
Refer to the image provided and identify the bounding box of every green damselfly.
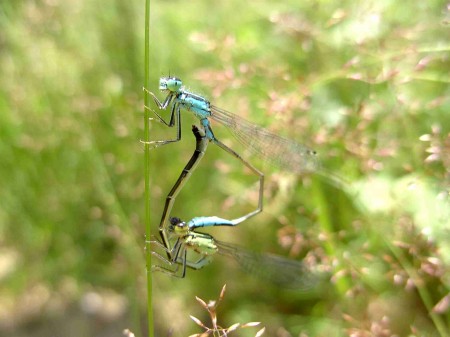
[150,216,322,290]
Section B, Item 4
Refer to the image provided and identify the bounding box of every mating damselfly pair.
[146,77,322,288]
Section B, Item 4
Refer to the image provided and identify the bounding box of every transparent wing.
[210,105,320,173]
[215,240,322,290]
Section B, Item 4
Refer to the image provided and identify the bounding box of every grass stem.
[144,0,154,336]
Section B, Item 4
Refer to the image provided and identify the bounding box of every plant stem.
[144,0,154,336]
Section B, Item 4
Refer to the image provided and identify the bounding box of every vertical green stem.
[387,241,449,337]
[311,176,349,295]
[144,0,154,336]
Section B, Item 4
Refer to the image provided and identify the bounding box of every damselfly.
[147,77,319,250]
[150,216,323,290]
[144,77,319,173]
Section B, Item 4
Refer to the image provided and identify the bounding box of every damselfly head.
[169,216,189,235]
[159,77,182,92]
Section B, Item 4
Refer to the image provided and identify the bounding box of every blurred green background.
[0,0,449,336]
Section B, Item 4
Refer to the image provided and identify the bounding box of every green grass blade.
[144,0,154,336]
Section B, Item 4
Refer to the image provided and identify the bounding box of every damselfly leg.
[143,88,180,147]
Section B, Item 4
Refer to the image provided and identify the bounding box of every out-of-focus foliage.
[0,0,448,336]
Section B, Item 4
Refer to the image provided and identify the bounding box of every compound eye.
[167,78,182,92]
[172,219,186,229]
